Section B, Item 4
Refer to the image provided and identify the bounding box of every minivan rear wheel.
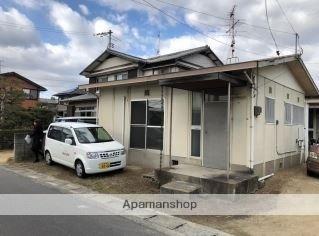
[75,160,86,178]
[45,151,53,166]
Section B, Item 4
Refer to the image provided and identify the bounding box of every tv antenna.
[156,31,161,55]
[226,5,240,64]
[94,30,115,49]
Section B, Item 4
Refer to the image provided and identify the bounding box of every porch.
[155,164,258,194]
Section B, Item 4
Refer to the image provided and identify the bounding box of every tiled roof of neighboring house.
[80,45,223,75]
[145,45,221,64]
[53,87,85,97]
[0,72,47,91]
[60,93,97,102]
[38,98,59,104]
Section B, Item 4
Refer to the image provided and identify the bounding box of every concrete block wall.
[14,132,35,161]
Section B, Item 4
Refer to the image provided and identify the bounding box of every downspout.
[96,90,100,125]
[169,87,173,168]
[250,78,255,172]
[244,70,255,172]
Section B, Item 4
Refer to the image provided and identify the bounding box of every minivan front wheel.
[75,160,86,178]
[45,151,53,166]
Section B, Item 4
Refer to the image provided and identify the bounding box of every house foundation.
[155,164,258,194]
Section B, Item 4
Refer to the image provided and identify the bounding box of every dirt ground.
[0,150,13,164]
[2,150,319,235]
[182,165,319,236]
[1,150,159,194]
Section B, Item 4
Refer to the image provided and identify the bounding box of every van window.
[61,128,75,145]
[48,126,62,141]
[74,127,113,143]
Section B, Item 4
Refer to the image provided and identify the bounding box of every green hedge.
[0,129,30,150]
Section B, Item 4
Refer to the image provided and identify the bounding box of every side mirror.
[65,138,73,145]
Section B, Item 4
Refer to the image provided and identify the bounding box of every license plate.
[99,162,110,169]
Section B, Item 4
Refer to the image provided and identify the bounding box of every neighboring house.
[79,46,318,178]
[0,72,47,109]
[38,98,59,112]
[305,98,319,143]
[53,88,97,117]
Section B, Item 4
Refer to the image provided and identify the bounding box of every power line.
[153,0,295,35]
[153,0,228,20]
[275,0,296,33]
[265,0,280,56]
[240,22,294,35]
[133,0,264,57]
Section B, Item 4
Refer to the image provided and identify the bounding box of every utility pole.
[0,60,2,73]
[226,5,239,64]
[95,30,114,49]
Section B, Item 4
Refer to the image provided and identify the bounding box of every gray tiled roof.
[61,93,97,102]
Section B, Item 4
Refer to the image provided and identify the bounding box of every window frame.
[292,105,304,125]
[47,125,63,142]
[23,88,38,100]
[61,128,76,145]
[265,96,275,124]
[284,102,293,125]
[190,92,202,158]
[129,98,164,151]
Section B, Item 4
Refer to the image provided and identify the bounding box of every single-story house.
[79,46,318,178]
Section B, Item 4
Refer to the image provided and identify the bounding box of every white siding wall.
[95,56,132,71]
[182,54,216,67]
[254,64,305,165]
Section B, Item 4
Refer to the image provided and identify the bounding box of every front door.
[203,102,228,169]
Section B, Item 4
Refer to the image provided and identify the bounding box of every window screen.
[130,126,146,149]
[191,92,202,157]
[192,92,201,126]
[191,129,201,157]
[293,105,304,125]
[147,100,163,126]
[146,127,163,150]
[131,101,146,124]
[265,97,275,123]
[284,103,292,124]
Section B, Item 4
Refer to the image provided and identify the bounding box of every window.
[97,76,108,83]
[96,72,128,83]
[115,72,128,81]
[284,102,292,124]
[130,100,164,150]
[191,92,202,157]
[61,128,75,145]
[265,97,275,123]
[108,75,115,81]
[74,127,113,143]
[75,106,96,117]
[293,105,304,125]
[23,88,38,100]
[268,87,272,94]
[48,126,62,141]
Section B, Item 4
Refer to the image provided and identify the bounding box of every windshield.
[74,127,113,143]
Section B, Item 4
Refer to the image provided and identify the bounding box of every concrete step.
[160,181,201,194]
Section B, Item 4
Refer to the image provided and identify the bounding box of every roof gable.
[80,45,223,76]
[0,72,47,91]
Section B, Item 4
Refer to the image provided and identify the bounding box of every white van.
[44,122,126,178]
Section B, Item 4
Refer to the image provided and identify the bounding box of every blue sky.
[0,0,318,97]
